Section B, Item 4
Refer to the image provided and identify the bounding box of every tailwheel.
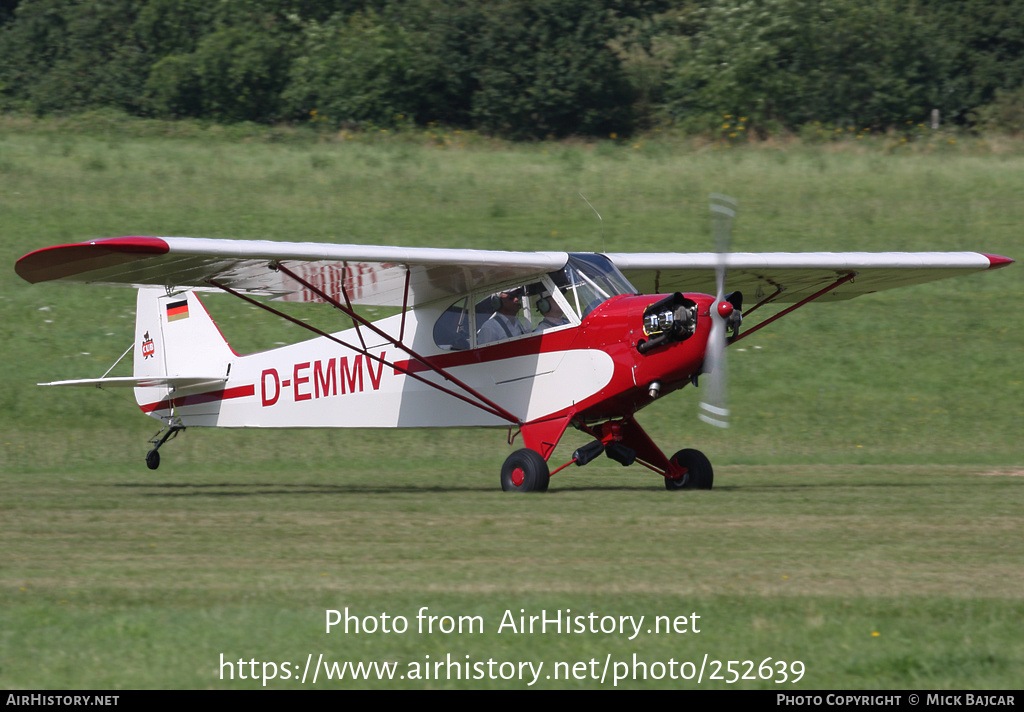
[500,448,550,493]
[145,421,185,471]
[665,448,713,491]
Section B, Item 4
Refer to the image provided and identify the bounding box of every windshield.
[553,254,638,318]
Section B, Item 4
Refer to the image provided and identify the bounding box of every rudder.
[134,288,234,379]
[133,288,235,420]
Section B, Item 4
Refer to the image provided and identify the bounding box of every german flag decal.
[166,299,189,322]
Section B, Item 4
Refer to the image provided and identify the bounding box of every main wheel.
[665,448,713,491]
[145,449,160,471]
[500,449,550,493]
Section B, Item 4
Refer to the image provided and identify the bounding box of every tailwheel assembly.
[145,421,185,470]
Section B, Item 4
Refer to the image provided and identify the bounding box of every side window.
[434,277,576,351]
[432,297,471,350]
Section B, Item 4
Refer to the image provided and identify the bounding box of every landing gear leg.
[146,421,185,470]
[543,417,715,493]
[586,417,709,491]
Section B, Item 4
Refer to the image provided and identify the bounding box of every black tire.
[500,449,551,493]
[665,449,713,491]
[146,449,160,471]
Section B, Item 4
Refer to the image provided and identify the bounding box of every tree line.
[1,0,1022,139]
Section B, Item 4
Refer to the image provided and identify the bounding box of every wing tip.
[15,237,169,284]
[981,253,1014,270]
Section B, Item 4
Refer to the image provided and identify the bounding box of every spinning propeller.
[699,194,740,428]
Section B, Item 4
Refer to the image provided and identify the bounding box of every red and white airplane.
[15,214,1013,492]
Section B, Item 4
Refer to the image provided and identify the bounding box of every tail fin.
[133,288,234,419]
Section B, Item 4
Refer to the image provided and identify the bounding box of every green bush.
[0,0,149,115]
[283,1,636,138]
[183,24,294,123]
[282,10,438,128]
[2,0,1022,138]
[972,87,1024,134]
[144,53,204,118]
[658,0,952,133]
[918,0,1024,124]
[465,0,635,139]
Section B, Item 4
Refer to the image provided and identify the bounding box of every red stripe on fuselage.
[389,296,646,375]
[140,384,255,413]
[392,324,581,375]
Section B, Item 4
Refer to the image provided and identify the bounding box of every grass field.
[1,117,1021,688]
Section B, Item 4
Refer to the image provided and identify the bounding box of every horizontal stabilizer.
[39,376,227,389]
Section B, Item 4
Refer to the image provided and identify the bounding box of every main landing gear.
[500,417,714,493]
[500,449,550,492]
[145,422,185,470]
[664,449,714,491]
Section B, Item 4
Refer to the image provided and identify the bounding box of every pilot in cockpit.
[477,289,529,344]
[534,291,569,331]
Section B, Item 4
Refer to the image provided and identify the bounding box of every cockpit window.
[432,296,472,350]
[554,254,638,317]
[432,255,634,350]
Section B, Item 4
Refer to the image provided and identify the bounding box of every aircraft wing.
[17,239,1012,308]
[15,236,568,307]
[607,252,1013,304]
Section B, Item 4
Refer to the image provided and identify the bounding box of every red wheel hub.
[510,467,525,487]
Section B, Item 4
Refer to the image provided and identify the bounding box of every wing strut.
[399,267,411,342]
[730,273,856,345]
[209,277,521,425]
[741,283,784,318]
[274,263,522,424]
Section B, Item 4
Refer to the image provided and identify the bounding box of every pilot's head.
[497,290,522,316]
[537,291,563,320]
